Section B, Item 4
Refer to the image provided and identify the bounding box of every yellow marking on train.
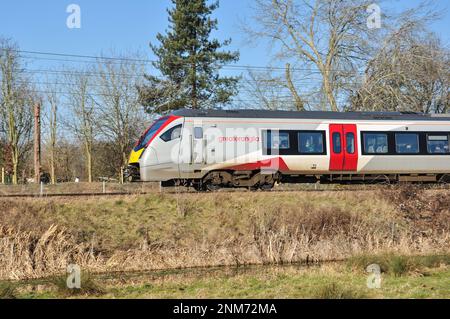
[129,148,144,165]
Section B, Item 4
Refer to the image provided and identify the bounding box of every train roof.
[172,109,450,121]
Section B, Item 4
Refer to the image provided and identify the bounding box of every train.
[125,109,450,190]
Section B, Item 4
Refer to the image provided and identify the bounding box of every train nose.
[139,147,159,181]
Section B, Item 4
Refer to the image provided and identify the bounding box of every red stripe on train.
[228,157,289,171]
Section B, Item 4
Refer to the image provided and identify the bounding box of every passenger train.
[125,109,450,190]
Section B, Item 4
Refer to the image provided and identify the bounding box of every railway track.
[0,184,448,199]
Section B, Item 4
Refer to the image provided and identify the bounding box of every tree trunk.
[85,142,93,183]
[50,152,56,184]
[34,102,41,183]
[121,146,127,182]
[12,146,18,185]
[192,60,198,109]
[322,72,338,112]
[50,99,57,185]
[285,63,305,111]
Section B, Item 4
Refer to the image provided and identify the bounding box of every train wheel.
[438,174,450,184]
[260,182,274,191]
[206,184,221,192]
[191,183,203,192]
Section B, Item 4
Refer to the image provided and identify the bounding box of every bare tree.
[93,53,147,179]
[0,39,35,184]
[64,68,96,183]
[246,0,380,111]
[350,30,449,113]
[237,70,295,110]
[44,80,59,184]
[285,63,306,110]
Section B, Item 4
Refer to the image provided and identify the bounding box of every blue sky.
[0,0,448,69]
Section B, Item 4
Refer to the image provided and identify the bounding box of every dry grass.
[0,182,159,196]
[0,187,449,281]
[0,226,101,280]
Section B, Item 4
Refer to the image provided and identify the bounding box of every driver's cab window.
[160,125,182,142]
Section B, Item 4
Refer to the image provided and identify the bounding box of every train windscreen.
[134,117,168,151]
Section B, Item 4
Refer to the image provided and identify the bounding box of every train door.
[192,120,206,164]
[329,124,358,171]
[179,120,206,173]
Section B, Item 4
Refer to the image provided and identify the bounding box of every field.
[0,185,449,298]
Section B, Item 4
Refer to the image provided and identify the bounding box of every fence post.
[1,167,4,184]
[120,167,124,185]
[40,182,44,197]
[103,181,106,194]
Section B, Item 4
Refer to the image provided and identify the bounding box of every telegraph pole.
[34,102,41,183]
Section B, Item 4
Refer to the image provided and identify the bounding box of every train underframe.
[161,170,450,191]
[123,164,141,182]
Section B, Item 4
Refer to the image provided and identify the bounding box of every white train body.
[136,109,450,189]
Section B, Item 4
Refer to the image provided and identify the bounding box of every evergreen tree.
[139,0,239,113]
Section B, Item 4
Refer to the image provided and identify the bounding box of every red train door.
[329,124,358,171]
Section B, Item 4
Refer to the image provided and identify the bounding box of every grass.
[347,254,450,276]
[6,261,450,299]
[0,282,17,299]
[0,186,449,299]
[0,182,158,196]
[51,273,105,297]
[0,188,449,281]
[315,282,365,299]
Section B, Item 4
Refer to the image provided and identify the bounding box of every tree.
[350,30,449,113]
[93,53,147,178]
[237,69,300,110]
[246,0,381,111]
[45,82,59,184]
[139,0,240,113]
[64,69,96,183]
[0,39,35,184]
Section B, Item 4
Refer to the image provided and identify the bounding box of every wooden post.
[34,102,41,184]
[1,167,4,184]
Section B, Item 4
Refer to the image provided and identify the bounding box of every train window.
[332,133,341,154]
[346,133,355,154]
[395,133,420,154]
[427,134,450,154]
[194,127,203,139]
[298,132,324,154]
[269,132,290,150]
[363,133,388,154]
[160,125,182,142]
[134,117,168,151]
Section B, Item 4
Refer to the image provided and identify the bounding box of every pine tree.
[139,0,239,113]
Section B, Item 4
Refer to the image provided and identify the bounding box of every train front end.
[124,115,182,182]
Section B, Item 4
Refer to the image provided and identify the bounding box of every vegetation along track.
[0,184,449,199]
[1,186,449,282]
